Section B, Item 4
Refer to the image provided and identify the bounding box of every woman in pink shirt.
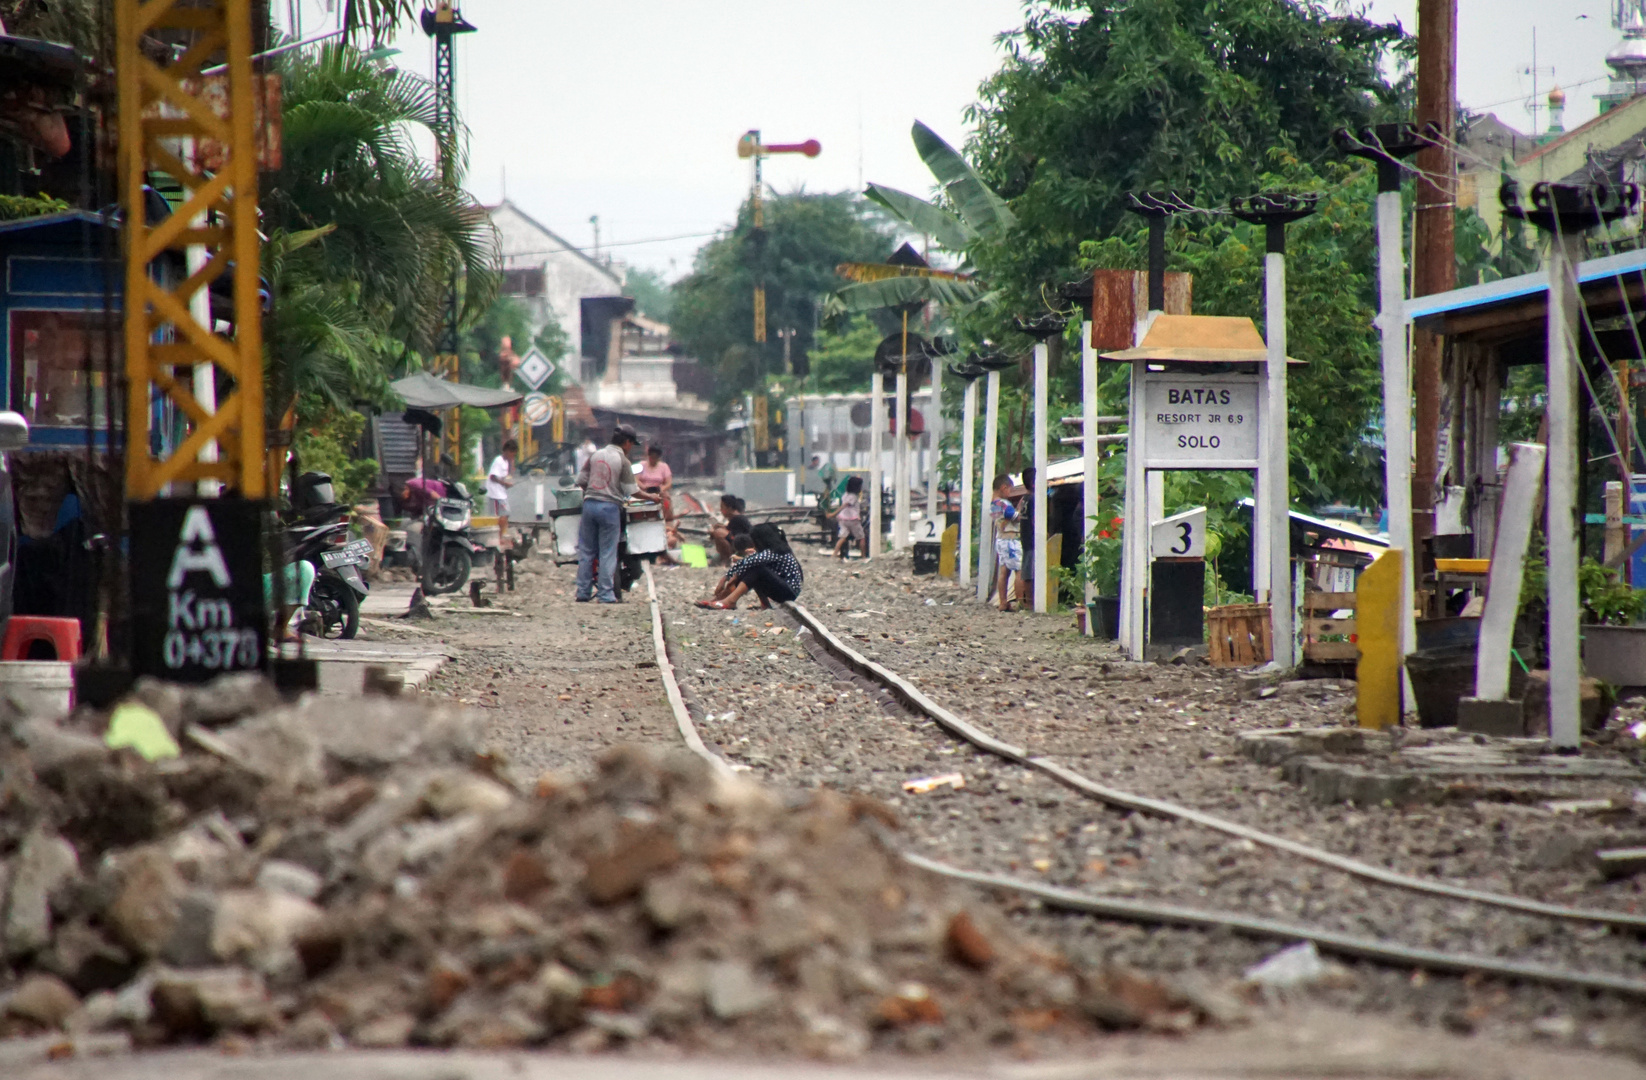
[637,444,674,519]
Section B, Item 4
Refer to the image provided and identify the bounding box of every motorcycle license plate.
[321,539,373,567]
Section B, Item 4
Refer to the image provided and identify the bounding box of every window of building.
[501,267,545,297]
[10,310,117,429]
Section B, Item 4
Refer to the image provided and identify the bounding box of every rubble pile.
[0,676,1220,1058]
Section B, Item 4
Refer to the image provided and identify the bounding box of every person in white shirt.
[574,436,597,476]
[486,439,518,548]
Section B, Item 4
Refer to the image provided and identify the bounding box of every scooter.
[287,471,370,639]
[287,518,370,639]
[420,481,483,595]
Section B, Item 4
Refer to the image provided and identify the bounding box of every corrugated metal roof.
[1405,247,1646,327]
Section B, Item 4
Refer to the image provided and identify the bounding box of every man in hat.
[575,425,660,602]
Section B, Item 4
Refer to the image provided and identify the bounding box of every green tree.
[965,0,1407,331]
[263,44,498,360]
[671,192,893,411]
[803,316,882,394]
[624,267,674,321]
[1079,156,1386,509]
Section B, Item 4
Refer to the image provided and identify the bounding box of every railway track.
[640,561,1646,1032]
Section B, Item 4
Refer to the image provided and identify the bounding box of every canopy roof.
[390,372,522,410]
[1099,314,1300,365]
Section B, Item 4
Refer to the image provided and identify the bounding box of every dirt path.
[384,555,680,779]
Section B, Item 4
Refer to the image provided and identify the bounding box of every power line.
[1463,72,1609,115]
[503,229,725,261]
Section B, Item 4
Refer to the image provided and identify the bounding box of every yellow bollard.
[939,523,959,578]
[1355,547,1404,729]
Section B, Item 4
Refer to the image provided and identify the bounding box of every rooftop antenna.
[1521,27,1556,135]
[590,214,600,260]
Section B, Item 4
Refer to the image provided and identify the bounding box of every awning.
[1237,498,1389,547]
[390,372,522,410]
[1099,314,1301,365]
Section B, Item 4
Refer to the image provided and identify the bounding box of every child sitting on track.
[696,523,803,610]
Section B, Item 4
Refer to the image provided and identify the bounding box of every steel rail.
[643,565,734,779]
[641,578,1646,997]
[782,601,1646,933]
[903,854,1646,1000]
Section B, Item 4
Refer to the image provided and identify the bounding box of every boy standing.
[990,473,1022,612]
[486,439,518,548]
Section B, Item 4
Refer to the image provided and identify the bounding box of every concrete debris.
[0,674,1209,1057]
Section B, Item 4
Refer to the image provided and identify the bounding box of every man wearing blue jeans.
[574,425,660,602]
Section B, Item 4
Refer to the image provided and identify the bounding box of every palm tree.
[826,121,1013,317]
[264,43,498,361]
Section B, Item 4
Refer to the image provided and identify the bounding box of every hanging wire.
[1546,206,1646,502]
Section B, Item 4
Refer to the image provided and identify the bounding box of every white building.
[487,199,622,352]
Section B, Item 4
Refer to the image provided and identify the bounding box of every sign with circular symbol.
[523,392,552,425]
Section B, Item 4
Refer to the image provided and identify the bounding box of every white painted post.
[928,363,943,521]
[960,377,977,587]
[894,366,909,549]
[978,370,1000,602]
[1264,248,1295,668]
[1121,357,1147,658]
[1253,375,1270,604]
[1375,188,1416,667]
[189,244,220,497]
[187,137,219,497]
[1033,341,1050,614]
[1547,232,1583,750]
[869,371,884,558]
[1475,442,1547,700]
[1081,321,1099,635]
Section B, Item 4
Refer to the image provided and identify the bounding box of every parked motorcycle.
[287,472,370,639]
[420,481,482,595]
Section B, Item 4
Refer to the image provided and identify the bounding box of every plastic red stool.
[1,617,82,662]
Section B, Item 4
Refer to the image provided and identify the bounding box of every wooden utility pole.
[1412,0,1457,544]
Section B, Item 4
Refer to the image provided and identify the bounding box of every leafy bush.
[1580,559,1646,627]
[293,406,378,506]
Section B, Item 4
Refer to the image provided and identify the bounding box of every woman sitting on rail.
[695,523,803,610]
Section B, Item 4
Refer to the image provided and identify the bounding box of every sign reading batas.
[1140,374,1259,468]
[129,498,268,682]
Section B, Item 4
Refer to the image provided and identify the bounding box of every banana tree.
[828,121,1011,316]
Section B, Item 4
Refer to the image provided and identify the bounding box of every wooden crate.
[1303,591,1357,663]
[1207,603,1271,667]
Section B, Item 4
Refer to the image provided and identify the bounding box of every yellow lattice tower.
[117,0,265,498]
[434,352,462,470]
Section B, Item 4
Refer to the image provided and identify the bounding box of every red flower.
[1109,516,1124,527]
[1098,530,1112,540]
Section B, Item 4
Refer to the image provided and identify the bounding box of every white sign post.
[517,347,555,391]
[1117,345,1275,662]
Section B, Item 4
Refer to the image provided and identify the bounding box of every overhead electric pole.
[1412,0,1457,546]
[1230,193,1321,669]
[423,1,476,470]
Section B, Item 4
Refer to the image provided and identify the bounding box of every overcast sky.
[278,1,1631,281]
